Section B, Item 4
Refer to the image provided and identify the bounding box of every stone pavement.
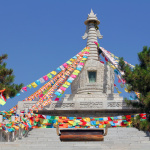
[0,127,150,150]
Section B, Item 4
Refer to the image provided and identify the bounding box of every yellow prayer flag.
[20,124,25,129]
[64,81,71,86]
[6,94,10,99]
[82,58,87,60]
[99,125,103,128]
[50,71,57,75]
[70,58,74,62]
[55,116,59,120]
[0,100,6,105]
[85,118,90,122]
[111,54,114,57]
[41,125,46,128]
[96,121,99,125]
[131,65,135,68]
[117,91,122,94]
[62,116,67,120]
[41,119,48,124]
[110,65,116,69]
[74,70,80,73]
[39,118,44,124]
[31,82,38,88]
[68,121,74,125]
[124,88,128,92]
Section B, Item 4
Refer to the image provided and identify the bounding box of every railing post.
[12,131,15,141]
[16,129,19,140]
[6,133,10,142]
[19,126,22,139]
[0,115,3,123]
[25,108,28,114]
[0,115,3,142]
[16,110,20,123]
[0,129,2,142]
[11,115,15,141]
[11,116,15,122]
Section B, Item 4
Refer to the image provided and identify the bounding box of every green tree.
[0,54,23,98]
[119,46,150,131]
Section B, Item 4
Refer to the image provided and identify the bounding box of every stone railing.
[0,111,30,142]
[0,126,30,142]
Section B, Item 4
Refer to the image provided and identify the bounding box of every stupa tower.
[82,9,103,60]
[71,9,114,95]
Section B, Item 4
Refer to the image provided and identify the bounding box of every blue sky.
[0,0,150,111]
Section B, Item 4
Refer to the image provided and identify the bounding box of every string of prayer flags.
[113,68,138,100]
[7,51,88,107]
[30,47,90,110]
[6,50,84,101]
[0,109,147,132]
[10,70,64,111]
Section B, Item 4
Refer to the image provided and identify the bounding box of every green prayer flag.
[27,84,32,88]
[80,60,85,63]
[120,83,124,88]
[51,116,55,119]
[72,72,78,75]
[62,84,69,88]
[66,61,72,65]
[122,116,126,120]
[110,117,114,120]
[6,123,12,127]
[48,120,52,123]
[43,90,48,95]
[47,73,52,79]
[11,128,15,132]
[34,122,37,126]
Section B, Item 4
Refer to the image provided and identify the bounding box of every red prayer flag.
[100,61,104,64]
[118,79,121,83]
[105,57,108,62]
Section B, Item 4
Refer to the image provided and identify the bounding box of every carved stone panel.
[23,103,36,108]
[80,102,103,108]
[107,102,127,108]
[52,103,75,109]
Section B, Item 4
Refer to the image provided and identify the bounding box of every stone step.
[0,127,150,150]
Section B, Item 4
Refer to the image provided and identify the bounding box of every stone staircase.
[0,127,150,150]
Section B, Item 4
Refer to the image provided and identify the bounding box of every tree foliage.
[0,54,23,98]
[119,46,150,130]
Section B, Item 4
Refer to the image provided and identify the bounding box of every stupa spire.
[89,9,94,15]
[82,9,103,60]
